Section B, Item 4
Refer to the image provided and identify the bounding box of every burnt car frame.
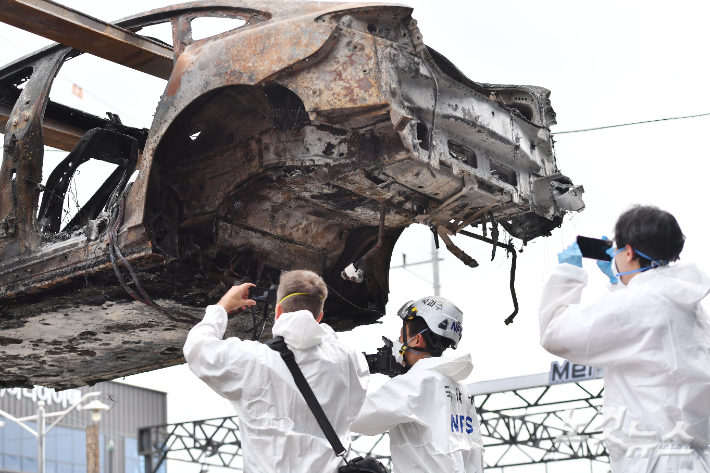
[0,0,583,388]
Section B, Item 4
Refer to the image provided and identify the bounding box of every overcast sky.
[2,1,710,471]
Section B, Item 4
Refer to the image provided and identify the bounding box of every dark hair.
[614,205,685,267]
[406,316,453,354]
[276,270,327,316]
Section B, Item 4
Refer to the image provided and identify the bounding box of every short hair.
[276,270,327,317]
[614,205,685,267]
[405,316,453,355]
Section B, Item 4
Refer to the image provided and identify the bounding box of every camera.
[237,284,279,341]
[250,285,279,305]
[364,337,406,377]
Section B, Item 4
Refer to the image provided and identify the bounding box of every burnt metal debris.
[0,0,585,388]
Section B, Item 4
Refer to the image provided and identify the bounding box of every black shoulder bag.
[265,336,389,473]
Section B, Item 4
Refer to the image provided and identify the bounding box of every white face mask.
[393,329,428,365]
[392,339,405,365]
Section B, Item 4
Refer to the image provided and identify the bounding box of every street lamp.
[108,439,115,473]
[0,392,105,473]
[79,398,110,473]
[80,399,111,422]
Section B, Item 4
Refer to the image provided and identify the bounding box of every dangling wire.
[458,230,519,325]
[107,193,199,324]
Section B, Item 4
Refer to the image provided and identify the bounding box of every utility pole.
[391,233,443,295]
[83,398,112,473]
[87,424,99,473]
[108,439,115,473]
[0,392,109,472]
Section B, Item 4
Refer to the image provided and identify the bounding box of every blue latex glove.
[558,242,583,268]
[596,235,618,284]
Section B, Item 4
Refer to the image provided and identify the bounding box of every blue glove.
[595,235,618,284]
[558,242,583,268]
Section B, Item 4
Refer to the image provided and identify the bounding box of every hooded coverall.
[351,353,485,472]
[539,261,710,472]
[184,307,369,473]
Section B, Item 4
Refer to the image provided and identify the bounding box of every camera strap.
[264,336,348,460]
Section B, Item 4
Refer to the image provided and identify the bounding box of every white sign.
[549,360,598,385]
[0,386,82,409]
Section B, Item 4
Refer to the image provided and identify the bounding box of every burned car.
[0,0,583,388]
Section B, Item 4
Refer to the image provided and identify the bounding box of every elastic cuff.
[204,305,228,332]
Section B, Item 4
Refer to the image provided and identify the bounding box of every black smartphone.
[576,236,613,261]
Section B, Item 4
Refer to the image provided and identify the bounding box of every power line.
[553,111,710,135]
[0,31,142,124]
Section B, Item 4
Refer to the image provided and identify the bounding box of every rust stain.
[166,48,195,96]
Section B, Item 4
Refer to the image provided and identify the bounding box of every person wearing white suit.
[184,271,369,473]
[539,205,710,472]
[351,296,484,473]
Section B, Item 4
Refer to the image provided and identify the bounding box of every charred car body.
[0,0,583,388]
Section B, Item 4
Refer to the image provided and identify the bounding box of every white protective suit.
[184,306,369,473]
[539,262,710,472]
[351,353,485,473]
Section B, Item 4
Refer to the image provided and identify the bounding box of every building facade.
[0,382,166,473]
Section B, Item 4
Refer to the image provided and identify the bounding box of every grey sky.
[2,1,709,471]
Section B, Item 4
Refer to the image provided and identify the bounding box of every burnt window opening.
[490,160,518,187]
[190,17,247,41]
[448,141,477,168]
[10,169,16,182]
[416,122,430,151]
[263,85,310,131]
[135,22,173,47]
[37,128,138,234]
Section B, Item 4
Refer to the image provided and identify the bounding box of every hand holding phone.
[576,236,613,261]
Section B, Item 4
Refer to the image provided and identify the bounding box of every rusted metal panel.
[0,49,71,258]
[216,221,324,272]
[0,0,585,388]
[0,0,173,79]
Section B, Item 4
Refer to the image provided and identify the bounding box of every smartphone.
[576,236,613,261]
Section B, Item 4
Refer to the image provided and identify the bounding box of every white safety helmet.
[397,296,464,350]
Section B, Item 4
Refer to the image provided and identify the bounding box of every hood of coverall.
[630,261,710,305]
[272,309,330,350]
[410,352,474,381]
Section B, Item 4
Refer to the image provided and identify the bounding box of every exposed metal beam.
[0,104,85,151]
[0,0,173,79]
[138,417,394,473]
